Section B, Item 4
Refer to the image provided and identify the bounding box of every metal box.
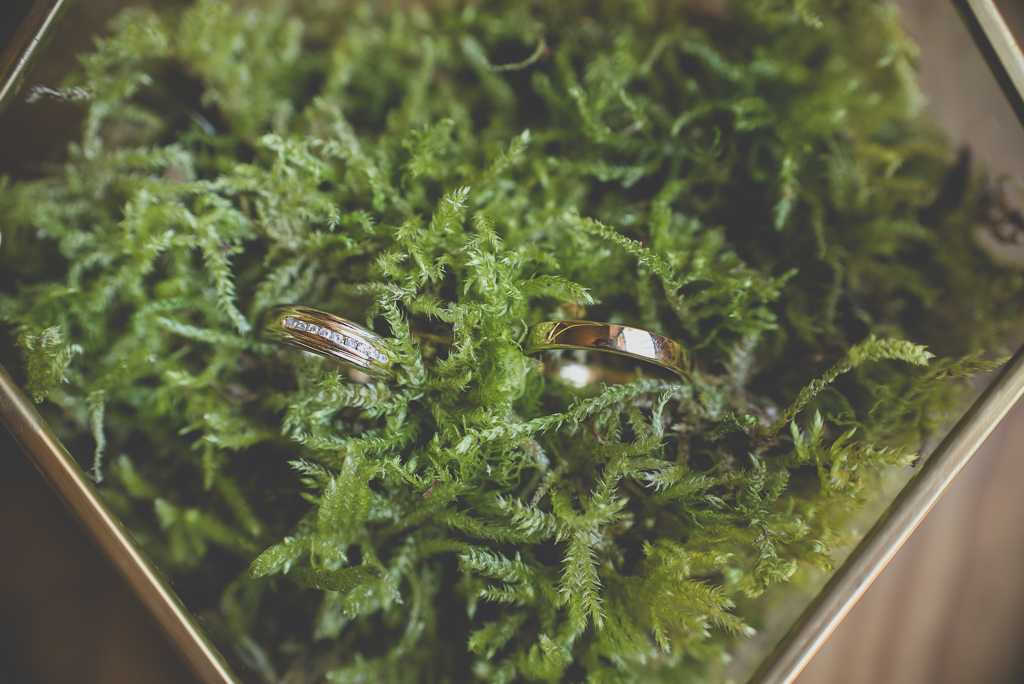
[1,2,1022,682]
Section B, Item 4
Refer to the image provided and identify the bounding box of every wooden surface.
[797,393,1024,683]
[0,426,196,684]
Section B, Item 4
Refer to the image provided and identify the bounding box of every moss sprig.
[2,0,1022,681]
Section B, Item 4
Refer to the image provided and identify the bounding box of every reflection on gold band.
[261,306,394,380]
[521,321,689,378]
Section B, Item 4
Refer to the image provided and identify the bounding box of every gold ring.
[262,305,394,380]
[522,320,689,378]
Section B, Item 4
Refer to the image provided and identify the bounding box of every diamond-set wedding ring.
[262,305,394,380]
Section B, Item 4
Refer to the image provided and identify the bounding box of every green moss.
[14,325,82,402]
[1,0,1022,681]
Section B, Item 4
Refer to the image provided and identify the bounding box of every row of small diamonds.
[283,317,388,362]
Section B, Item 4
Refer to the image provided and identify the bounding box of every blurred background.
[1,1,1023,682]
[796,1,1024,682]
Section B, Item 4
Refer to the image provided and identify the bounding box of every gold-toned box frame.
[1,2,1022,683]
[0,0,66,113]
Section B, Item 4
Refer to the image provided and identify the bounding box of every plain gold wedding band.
[521,320,689,378]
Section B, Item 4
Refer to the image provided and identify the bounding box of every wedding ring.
[522,321,689,378]
[262,305,394,380]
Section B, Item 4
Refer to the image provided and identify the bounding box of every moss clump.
[1,0,1022,681]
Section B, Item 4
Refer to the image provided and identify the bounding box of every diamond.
[319,327,333,339]
[332,332,345,344]
[306,324,320,335]
[346,338,371,356]
[283,317,296,328]
[295,321,308,331]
